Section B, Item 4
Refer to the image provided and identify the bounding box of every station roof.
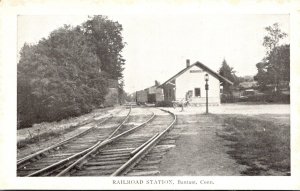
[158,61,234,87]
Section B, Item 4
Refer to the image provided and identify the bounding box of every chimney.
[186,59,190,68]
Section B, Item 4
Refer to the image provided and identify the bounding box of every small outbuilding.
[158,60,233,106]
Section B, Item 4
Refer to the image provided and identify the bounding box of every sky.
[18,14,289,94]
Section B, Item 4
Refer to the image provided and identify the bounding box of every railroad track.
[17,107,177,177]
[17,106,135,177]
[58,108,176,176]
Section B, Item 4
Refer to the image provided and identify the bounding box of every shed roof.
[158,61,234,87]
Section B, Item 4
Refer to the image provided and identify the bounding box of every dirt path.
[159,114,247,175]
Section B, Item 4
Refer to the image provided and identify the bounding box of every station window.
[194,88,201,97]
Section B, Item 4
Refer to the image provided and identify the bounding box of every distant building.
[158,60,233,106]
[239,81,258,90]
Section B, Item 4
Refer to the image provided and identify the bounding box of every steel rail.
[24,107,132,177]
[17,114,112,166]
[130,133,159,157]
[106,106,132,140]
[111,109,177,176]
[56,110,155,176]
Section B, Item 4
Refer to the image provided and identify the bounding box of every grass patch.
[17,125,78,150]
[216,114,290,176]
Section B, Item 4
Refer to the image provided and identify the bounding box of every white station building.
[158,60,233,106]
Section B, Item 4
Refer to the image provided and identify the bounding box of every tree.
[254,45,290,92]
[263,23,287,55]
[82,16,126,80]
[268,45,290,82]
[254,23,289,93]
[17,16,126,128]
[218,59,237,94]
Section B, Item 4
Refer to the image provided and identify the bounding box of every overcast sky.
[18,14,289,93]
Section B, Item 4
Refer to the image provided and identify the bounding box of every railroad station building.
[158,60,233,106]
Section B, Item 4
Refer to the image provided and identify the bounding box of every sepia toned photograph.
[16,14,290,177]
[1,0,300,190]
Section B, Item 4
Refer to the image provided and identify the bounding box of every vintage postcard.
[0,0,300,190]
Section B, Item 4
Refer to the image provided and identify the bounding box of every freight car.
[136,86,164,105]
[136,90,148,104]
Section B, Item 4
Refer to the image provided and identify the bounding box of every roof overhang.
[158,61,233,88]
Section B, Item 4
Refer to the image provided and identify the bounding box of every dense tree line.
[254,23,290,92]
[17,16,126,129]
[219,23,289,103]
[218,60,257,94]
[219,23,289,92]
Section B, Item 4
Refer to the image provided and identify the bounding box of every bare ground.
[158,104,290,176]
[159,114,248,175]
